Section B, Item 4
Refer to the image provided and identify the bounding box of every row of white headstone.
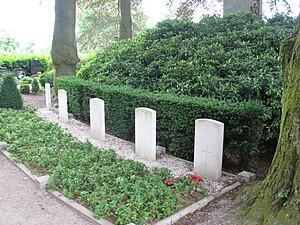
[45,84,224,181]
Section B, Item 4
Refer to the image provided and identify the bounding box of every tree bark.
[241,18,300,224]
[119,0,132,39]
[51,0,79,76]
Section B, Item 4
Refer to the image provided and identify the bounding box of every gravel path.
[37,107,236,194]
[0,153,93,225]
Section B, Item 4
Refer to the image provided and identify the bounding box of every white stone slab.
[45,83,52,109]
[193,119,224,181]
[156,146,166,157]
[58,89,68,123]
[135,107,156,161]
[237,171,257,182]
[0,142,8,150]
[90,98,105,141]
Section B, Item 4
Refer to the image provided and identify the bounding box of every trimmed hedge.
[0,72,23,109]
[39,71,54,87]
[57,76,267,165]
[0,53,51,74]
[78,13,295,144]
[31,78,40,93]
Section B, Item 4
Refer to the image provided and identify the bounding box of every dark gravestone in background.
[0,67,7,74]
[31,60,41,75]
[223,0,262,16]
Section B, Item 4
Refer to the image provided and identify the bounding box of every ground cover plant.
[78,13,295,145]
[0,107,208,225]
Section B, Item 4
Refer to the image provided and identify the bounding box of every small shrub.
[19,83,31,94]
[19,77,33,94]
[0,72,23,109]
[39,71,54,87]
[31,78,40,93]
[20,77,33,85]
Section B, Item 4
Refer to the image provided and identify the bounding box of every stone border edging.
[1,146,241,225]
[0,149,114,225]
[154,181,241,225]
[48,191,114,225]
[1,149,37,182]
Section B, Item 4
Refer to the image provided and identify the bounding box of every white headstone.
[45,83,51,110]
[58,89,68,123]
[90,98,105,141]
[193,119,224,181]
[135,107,156,161]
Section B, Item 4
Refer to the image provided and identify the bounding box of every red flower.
[190,175,204,183]
[164,179,170,185]
[186,173,204,183]
[163,177,180,185]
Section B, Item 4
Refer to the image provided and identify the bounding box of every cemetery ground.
[0,153,94,225]
[4,93,272,225]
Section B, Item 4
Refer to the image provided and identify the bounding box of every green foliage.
[19,77,33,94]
[39,71,54,87]
[31,78,40,93]
[0,52,51,74]
[0,72,23,109]
[0,107,207,224]
[277,189,290,199]
[57,76,267,165]
[19,83,31,94]
[0,37,20,52]
[20,77,33,85]
[78,13,295,143]
[76,0,147,53]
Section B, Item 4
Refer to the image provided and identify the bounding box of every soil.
[173,189,240,225]
[0,153,94,225]
[20,93,273,225]
[22,93,47,109]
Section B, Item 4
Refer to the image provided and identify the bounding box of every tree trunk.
[241,19,300,224]
[119,0,132,39]
[51,0,79,76]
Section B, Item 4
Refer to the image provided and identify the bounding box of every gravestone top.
[13,68,26,77]
[135,107,156,161]
[58,89,68,123]
[193,119,224,181]
[223,0,262,16]
[31,59,41,75]
[0,67,7,74]
[90,98,105,141]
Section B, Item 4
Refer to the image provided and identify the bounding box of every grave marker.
[90,98,105,141]
[223,0,262,15]
[135,107,156,161]
[30,59,41,75]
[193,119,224,181]
[45,83,51,110]
[58,89,68,123]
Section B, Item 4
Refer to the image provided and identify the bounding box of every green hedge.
[57,76,267,166]
[0,52,51,74]
[77,13,295,143]
[0,72,23,109]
